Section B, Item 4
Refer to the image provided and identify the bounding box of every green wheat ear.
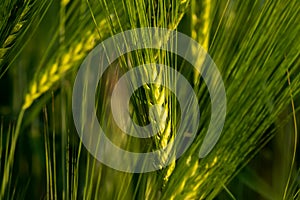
[22,31,99,110]
[21,0,128,111]
[0,0,49,76]
[158,0,212,186]
[107,0,191,194]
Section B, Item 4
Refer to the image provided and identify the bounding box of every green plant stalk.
[282,70,298,200]
[0,108,24,198]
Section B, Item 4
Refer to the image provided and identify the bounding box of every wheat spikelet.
[22,31,99,109]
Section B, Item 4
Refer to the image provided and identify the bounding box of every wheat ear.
[0,0,49,73]
[157,0,211,187]
[0,0,30,60]
[22,31,99,109]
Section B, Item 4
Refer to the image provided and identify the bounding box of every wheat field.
[0,0,300,199]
